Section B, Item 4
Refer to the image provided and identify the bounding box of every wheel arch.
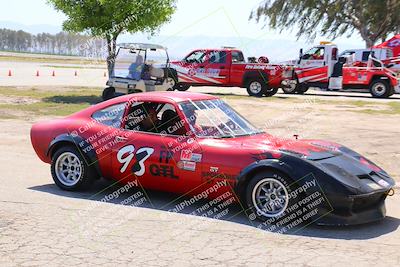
[235,159,295,200]
[47,133,102,178]
[242,71,269,87]
[371,74,390,82]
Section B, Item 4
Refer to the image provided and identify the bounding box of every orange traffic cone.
[8,70,12,76]
[36,70,40,77]
[74,70,78,76]
[52,70,55,77]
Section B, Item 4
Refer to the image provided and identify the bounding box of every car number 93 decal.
[117,145,154,176]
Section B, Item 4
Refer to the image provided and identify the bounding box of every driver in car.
[128,103,161,133]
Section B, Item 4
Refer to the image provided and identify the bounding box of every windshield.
[113,48,145,79]
[179,99,263,138]
[113,48,168,79]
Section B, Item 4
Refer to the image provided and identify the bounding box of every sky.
[0,0,367,60]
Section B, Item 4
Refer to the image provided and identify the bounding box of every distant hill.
[0,21,62,34]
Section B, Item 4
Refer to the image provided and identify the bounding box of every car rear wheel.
[102,87,115,101]
[51,146,97,191]
[369,79,392,98]
[245,170,293,220]
[246,78,267,97]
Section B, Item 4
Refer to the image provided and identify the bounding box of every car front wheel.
[51,146,97,191]
[245,170,293,220]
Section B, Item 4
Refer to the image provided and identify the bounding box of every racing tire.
[369,79,392,98]
[174,84,190,91]
[102,87,115,101]
[264,88,278,97]
[245,170,295,222]
[51,145,97,191]
[246,78,267,97]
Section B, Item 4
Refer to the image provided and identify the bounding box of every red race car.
[31,92,395,225]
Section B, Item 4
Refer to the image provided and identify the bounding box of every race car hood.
[208,133,395,192]
[227,134,346,160]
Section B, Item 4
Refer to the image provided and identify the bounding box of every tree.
[250,0,400,48]
[48,0,176,75]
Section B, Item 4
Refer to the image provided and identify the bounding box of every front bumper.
[315,190,390,225]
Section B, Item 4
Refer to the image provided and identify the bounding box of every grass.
[0,102,90,116]
[313,99,400,114]
[41,64,106,69]
[0,86,102,99]
[0,86,102,118]
[0,55,104,65]
[357,101,400,114]
[0,86,399,119]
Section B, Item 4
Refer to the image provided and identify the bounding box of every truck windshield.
[179,99,263,138]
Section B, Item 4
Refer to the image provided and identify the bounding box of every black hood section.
[315,154,395,193]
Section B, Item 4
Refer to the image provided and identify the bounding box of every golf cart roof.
[118,43,167,50]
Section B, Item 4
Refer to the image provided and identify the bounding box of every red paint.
[170,48,290,89]
[30,92,378,197]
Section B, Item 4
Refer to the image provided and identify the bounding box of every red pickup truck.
[170,48,292,97]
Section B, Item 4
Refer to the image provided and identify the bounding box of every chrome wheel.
[252,178,289,217]
[55,152,83,186]
[371,82,387,96]
[249,81,262,94]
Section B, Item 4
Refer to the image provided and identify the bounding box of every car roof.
[109,91,219,104]
[71,92,220,120]
[192,48,241,52]
[118,43,167,50]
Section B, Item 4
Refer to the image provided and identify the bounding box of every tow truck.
[282,42,400,98]
[170,47,293,97]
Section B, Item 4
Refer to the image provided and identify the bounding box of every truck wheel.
[174,84,190,91]
[51,145,97,191]
[264,88,278,97]
[102,87,115,101]
[246,78,267,97]
[282,80,297,94]
[296,84,309,94]
[369,80,391,98]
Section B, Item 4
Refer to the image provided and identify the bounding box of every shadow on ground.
[43,95,102,105]
[29,179,400,241]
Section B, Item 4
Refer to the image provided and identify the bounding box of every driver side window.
[185,51,206,63]
[124,102,187,136]
[302,47,325,60]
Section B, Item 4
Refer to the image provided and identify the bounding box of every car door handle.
[115,136,127,142]
[220,66,225,69]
